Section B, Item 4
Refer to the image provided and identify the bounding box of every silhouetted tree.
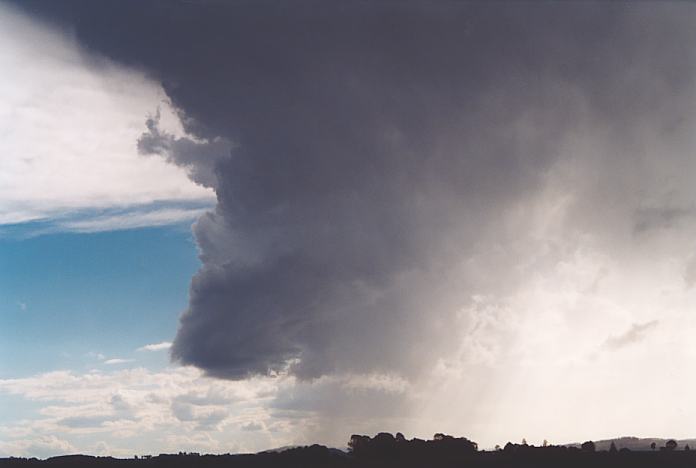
[431,433,478,453]
[609,442,617,453]
[348,435,370,455]
[9,433,696,468]
[374,432,395,445]
[371,432,396,458]
[651,442,657,451]
[685,444,691,451]
[581,441,596,452]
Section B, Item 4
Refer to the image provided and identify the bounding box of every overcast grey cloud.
[12,0,696,448]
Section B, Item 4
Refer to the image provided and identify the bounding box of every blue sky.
[0,224,200,378]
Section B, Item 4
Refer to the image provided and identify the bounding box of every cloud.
[103,359,134,365]
[28,0,696,386]
[138,342,173,352]
[170,400,228,431]
[57,207,208,234]
[117,2,696,383]
[0,367,265,456]
[240,421,263,432]
[0,435,75,459]
[57,415,114,429]
[683,254,696,288]
[603,321,660,351]
[173,390,232,407]
[0,367,406,456]
[0,3,213,228]
[1,202,211,239]
[137,110,232,190]
[633,206,696,234]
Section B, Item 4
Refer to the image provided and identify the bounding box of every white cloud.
[0,367,418,457]
[0,4,215,228]
[103,359,135,366]
[0,367,283,457]
[57,207,208,233]
[138,342,173,352]
[0,435,76,459]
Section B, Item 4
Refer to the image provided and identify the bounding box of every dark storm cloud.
[633,206,696,234]
[137,110,231,189]
[16,1,696,381]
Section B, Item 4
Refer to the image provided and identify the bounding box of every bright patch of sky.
[0,2,214,227]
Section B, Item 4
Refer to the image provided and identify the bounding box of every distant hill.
[259,445,346,456]
[567,436,696,451]
[258,445,303,454]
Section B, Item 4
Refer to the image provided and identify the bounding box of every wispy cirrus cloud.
[0,202,211,239]
[103,359,135,366]
[138,342,172,352]
[57,207,208,234]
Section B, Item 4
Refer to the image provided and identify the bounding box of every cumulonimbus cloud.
[137,3,696,381]
[19,0,696,386]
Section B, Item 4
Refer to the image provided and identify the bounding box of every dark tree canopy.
[581,441,596,453]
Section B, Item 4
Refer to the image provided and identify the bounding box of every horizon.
[3,433,696,460]
[2,0,696,458]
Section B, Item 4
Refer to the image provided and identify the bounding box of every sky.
[2,0,696,459]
